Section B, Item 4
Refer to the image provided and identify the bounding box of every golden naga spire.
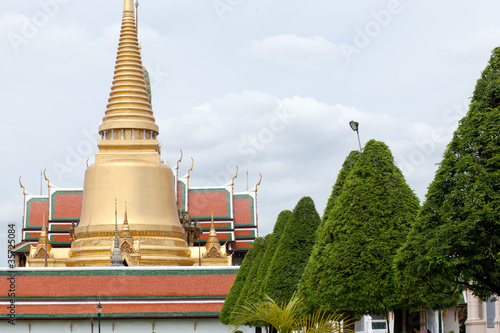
[66,0,193,266]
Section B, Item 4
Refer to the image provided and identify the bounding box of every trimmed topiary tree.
[301,150,362,307]
[321,150,361,225]
[301,140,420,332]
[233,235,269,312]
[396,47,500,301]
[257,210,293,299]
[262,197,321,305]
[220,236,265,325]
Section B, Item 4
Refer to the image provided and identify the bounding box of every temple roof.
[0,267,237,320]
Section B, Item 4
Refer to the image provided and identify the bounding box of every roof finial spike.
[255,173,262,191]
[231,165,238,187]
[19,176,26,195]
[43,168,50,189]
[176,150,183,170]
[187,157,194,179]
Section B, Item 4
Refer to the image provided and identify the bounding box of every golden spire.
[98,0,158,142]
[205,210,221,252]
[38,214,52,252]
[110,199,124,267]
[121,202,133,240]
[29,213,53,266]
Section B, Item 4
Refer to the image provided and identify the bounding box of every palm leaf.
[228,293,350,333]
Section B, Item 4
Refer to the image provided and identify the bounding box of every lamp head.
[96,302,103,314]
[349,120,359,132]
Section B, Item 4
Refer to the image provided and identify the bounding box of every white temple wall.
[1,318,254,333]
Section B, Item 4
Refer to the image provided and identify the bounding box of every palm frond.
[227,292,350,333]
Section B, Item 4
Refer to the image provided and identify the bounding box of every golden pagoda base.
[66,235,194,266]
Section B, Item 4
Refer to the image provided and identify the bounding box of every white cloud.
[243,34,341,68]
[444,28,500,64]
[156,90,452,234]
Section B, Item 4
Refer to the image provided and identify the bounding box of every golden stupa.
[66,0,194,266]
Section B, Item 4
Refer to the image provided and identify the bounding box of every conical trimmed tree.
[262,197,321,305]
[303,150,362,293]
[396,47,500,300]
[301,140,420,327]
[321,150,361,225]
[220,236,266,325]
[234,235,269,310]
[257,210,293,299]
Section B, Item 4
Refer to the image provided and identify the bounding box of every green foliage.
[228,293,350,333]
[220,236,265,325]
[263,197,321,305]
[395,47,500,301]
[321,150,361,225]
[233,236,269,326]
[301,150,361,308]
[301,140,420,316]
[257,210,293,298]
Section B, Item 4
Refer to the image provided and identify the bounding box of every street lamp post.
[349,120,363,155]
[96,303,102,333]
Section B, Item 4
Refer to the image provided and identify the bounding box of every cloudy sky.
[1,0,500,266]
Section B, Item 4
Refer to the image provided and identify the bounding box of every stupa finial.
[124,0,135,13]
[98,0,158,145]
